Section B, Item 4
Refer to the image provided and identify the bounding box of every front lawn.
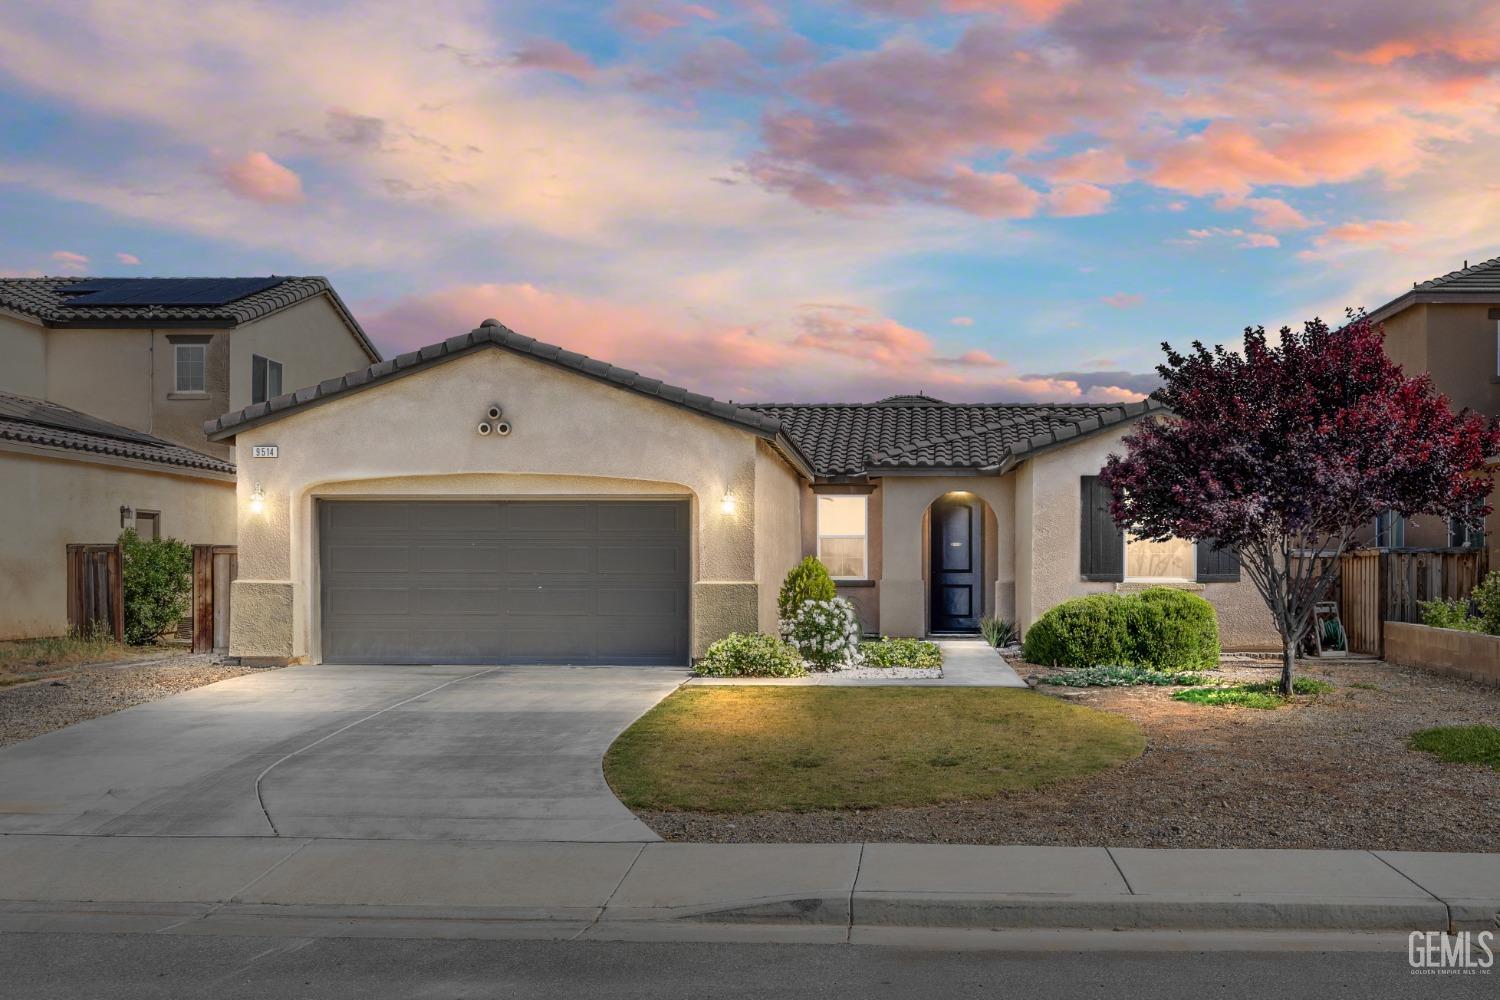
[604,687,1144,813]
[1409,725,1500,770]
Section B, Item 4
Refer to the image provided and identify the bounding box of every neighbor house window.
[1449,503,1485,549]
[817,495,867,579]
[1375,510,1406,548]
[1124,533,1195,582]
[134,510,160,540]
[174,343,206,392]
[252,354,283,404]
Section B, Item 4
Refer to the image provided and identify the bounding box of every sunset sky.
[2,0,1498,402]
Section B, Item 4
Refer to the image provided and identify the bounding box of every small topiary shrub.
[778,556,837,623]
[860,637,942,669]
[783,597,862,670]
[693,632,807,677]
[118,529,192,646]
[1022,588,1219,671]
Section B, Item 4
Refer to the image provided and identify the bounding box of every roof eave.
[1366,290,1500,326]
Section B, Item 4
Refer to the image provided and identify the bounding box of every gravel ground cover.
[0,653,273,748]
[639,656,1500,851]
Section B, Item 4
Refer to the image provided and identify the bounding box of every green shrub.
[1040,665,1207,687]
[1022,588,1219,671]
[778,557,837,623]
[1409,725,1500,770]
[784,598,862,670]
[693,633,807,677]
[118,529,191,646]
[860,637,942,669]
[979,615,1016,648]
[1470,571,1500,634]
[1418,598,1482,632]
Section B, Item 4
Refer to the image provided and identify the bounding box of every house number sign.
[251,445,279,458]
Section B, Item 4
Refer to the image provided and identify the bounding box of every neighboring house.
[1366,256,1500,558]
[0,392,235,639]
[204,320,1278,666]
[0,276,382,640]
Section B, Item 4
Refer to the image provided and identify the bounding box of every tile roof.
[0,391,235,476]
[0,276,380,359]
[748,398,1161,475]
[204,323,1160,478]
[1367,255,1500,322]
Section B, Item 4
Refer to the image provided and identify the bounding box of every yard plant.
[859,636,942,668]
[979,615,1016,648]
[693,632,807,678]
[782,597,861,670]
[1419,572,1500,634]
[1040,664,1207,687]
[118,529,192,646]
[1104,313,1499,694]
[777,556,837,622]
[1408,725,1500,770]
[1021,588,1218,671]
[1172,676,1334,709]
[605,687,1145,812]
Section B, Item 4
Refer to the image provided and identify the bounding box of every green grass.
[1040,665,1208,688]
[604,687,1145,813]
[0,632,133,684]
[1350,682,1381,692]
[1172,676,1335,710]
[1409,725,1500,770]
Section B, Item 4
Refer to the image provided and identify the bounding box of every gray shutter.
[1196,540,1240,582]
[1080,476,1124,582]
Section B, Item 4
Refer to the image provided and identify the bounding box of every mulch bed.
[637,657,1500,851]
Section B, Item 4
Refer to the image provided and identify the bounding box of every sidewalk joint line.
[1105,847,1136,894]
[571,842,648,941]
[253,666,504,835]
[1367,851,1443,901]
[152,838,316,934]
[847,842,866,942]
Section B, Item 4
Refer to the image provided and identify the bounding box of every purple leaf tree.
[1102,314,1500,694]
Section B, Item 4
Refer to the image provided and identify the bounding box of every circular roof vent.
[876,393,948,406]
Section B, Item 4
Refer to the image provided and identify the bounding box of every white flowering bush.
[781,598,862,671]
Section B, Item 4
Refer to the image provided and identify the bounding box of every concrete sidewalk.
[0,836,1494,941]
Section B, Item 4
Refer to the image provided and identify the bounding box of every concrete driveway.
[0,663,686,842]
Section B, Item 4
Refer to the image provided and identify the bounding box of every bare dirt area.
[0,653,274,748]
[639,657,1500,851]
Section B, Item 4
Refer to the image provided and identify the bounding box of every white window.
[817,495,867,579]
[1125,532,1195,582]
[174,343,206,393]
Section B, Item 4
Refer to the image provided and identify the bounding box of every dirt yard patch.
[0,653,275,748]
[637,657,1500,851]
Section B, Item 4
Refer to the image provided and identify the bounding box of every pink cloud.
[616,2,718,36]
[114,252,141,265]
[1314,219,1420,248]
[513,39,596,78]
[1178,227,1280,249]
[359,284,1134,403]
[950,315,974,326]
[1047,182,1112,217]
[1101,292,1143,308]
[1238,232,1280,249]
[1216,195,1314,231]
[50,250,88,272]
[211,151,303,204]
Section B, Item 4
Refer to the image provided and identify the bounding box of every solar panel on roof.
[59,277,286,307]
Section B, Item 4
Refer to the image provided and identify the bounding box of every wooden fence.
[191,544,238,653]
[1332,547,1488,656]
[65,543,123,641]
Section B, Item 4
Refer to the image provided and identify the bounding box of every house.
[1366,256,1500,558]
[0,276,382,640]
[204,320,1279,666]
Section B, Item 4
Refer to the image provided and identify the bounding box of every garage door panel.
[319,500,689,665]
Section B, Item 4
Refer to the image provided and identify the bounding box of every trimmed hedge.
[1022,588,1219,671]
[693,632,807,677]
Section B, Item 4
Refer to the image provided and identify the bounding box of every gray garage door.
[318,500,690,665]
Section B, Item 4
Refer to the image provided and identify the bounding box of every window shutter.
[1080,476,1124,582]
[252,355,267,404]
[1195,540,1240,582]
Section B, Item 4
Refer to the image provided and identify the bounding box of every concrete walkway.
[689,639,1029,687]
[0,664,686,842]
[0,836,1494,940]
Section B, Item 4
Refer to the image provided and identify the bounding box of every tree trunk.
[1280,635,1295,696]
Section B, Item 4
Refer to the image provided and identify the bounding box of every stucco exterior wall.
[0,313,47,398]
[228,296,376,414]
[150,330,233,458]
[44,328,156,432]
[877,475,1015,637]
[753,440,804,634]
[0,448,234,639]
[1015,425,1280,651]
[227,347,792,662]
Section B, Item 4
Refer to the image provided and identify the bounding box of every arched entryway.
[928,491,985,633]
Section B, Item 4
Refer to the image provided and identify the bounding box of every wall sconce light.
[248,483,265,515]
[119,505,134,528]
[720,493,736,516]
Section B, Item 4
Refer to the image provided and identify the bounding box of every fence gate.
[65,543,123,641]
[1334,547,1488,656]
[192,545,238,653]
